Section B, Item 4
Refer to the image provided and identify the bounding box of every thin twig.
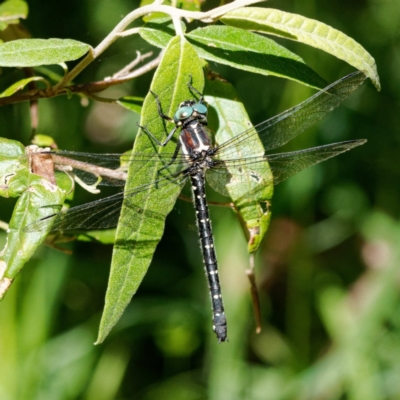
[52,154,128,182]
[84,93,119,104]
[246,253,262,334]
[0,220,9,231]
[115,27,140,39]
[0,0,262,106]
[0,53,160,106]
[56,0,263,88]
[106,52,162,82]
[108,51,153,79]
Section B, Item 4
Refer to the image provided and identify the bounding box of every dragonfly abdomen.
[190,172,227,342]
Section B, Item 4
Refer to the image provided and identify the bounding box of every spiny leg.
[187,75,205,103]
[138,90,177,147]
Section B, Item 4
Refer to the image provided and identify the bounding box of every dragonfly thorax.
[180,119,213,157]
[187,149,216,175]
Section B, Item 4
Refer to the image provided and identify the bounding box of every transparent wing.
[214,71,366,161]
[206,140,366,196]
[27,149,190,187]
[24,172,189,233]
[267,139,366,185]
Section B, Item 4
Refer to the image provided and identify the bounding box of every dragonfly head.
[174,100,208,125]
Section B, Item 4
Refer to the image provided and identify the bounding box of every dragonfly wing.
[207,139,365,195]
[25,191,125,232]
[214,71,366,160]
[268,139,367,185]
[206,156,274,256]
[24,173,189,233]
[27,150,188,188]
[207,156,274,199]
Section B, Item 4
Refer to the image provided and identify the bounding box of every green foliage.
[0,38,91,67]
[205,78,273,253]
[0,0,377,328]
[0,0,27,31]
[0,139,66,295]
[221,7,380,90]
[0,0,396,398]
[116,96,144,115]
[0,0,377,341]
[187,26,328,88]
[140,22,328,88]
[0,76,46,97]
[97,37,205,343]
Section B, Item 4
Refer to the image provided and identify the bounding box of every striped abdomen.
[191,172,227,342]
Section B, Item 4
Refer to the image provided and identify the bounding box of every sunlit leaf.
[0,38,91,67]
[205,79,272,253]
[0,76,46,98]
[138,17,185,45]
[139,22,326,88]
[0,0,28,31]
[31,134,58,148]
[116,96,144,115]
[187,26,326,88]
[96,36,204,344]
[0,137,28,198]
[0,140,66,299]
[221,8,380,90]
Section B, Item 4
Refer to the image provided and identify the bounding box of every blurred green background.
[1,0,399,399]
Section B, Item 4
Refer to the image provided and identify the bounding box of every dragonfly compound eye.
[174,106,193,123]
[192,103,207,115]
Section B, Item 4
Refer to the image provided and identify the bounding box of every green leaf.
[187,26,327,89]
[205,79,273,253]
[31,134,57,148]
[0,137,24,158]
[0,0,28,31]
[0,38,91,67]
[138,17,186,47]
[0,139,67,298]
[140,23,326,88]
[0,76,46,97]
[76,229,116,244]
[96,36,204,344]
[177,0,202,13]
[116,96,144,115]
[221,8,380,90]
[140,0,200,22]
[0,168,65,300]
[0,137,28,198]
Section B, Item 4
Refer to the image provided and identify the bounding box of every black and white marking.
[145,89,229,341]
[28,73,367,342]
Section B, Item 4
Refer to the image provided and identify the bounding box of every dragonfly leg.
[157,142,182,175]
[138,122,178,147]
[150,90,174,123]
[138,90,179,147]
[187,75,205,103]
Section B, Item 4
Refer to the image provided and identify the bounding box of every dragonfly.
[26,71,367,342]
